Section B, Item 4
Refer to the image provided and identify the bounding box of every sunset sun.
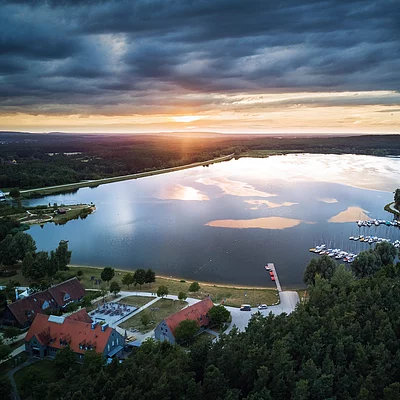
[172,116,202,123]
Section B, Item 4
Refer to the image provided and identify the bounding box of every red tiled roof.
[8,291,57,326]
[164,298,214,335]
[7,277,85,326]
[25,313,113,354]
[48,277,85,307]
[66,308,92,323]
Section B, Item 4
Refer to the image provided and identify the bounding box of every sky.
[0,0,399,134]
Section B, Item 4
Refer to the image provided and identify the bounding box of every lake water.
[26,154,400,289]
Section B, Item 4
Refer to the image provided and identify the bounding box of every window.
[64,293,71,301]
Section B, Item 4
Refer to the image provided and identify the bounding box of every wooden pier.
[266,263,282,292]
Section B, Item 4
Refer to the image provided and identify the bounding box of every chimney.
[101,323,108,332]
[91,322,98,330]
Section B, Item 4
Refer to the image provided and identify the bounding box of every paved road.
[224,291,300,334]
[388,202,400,214]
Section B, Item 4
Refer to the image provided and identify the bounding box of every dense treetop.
[20,243,400,400]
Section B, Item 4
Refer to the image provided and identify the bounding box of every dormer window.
[63,293,71,302]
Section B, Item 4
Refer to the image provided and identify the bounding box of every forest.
[1,132,399,190]
[8,242,400,400]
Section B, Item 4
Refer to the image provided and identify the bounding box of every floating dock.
[266,263,282,292]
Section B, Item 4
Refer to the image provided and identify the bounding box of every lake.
[26,154,400,289]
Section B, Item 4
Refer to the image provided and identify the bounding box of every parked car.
[240,304,251,311]
[258,304,268,310]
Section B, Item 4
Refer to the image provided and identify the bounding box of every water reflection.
[328,206,370,223]
[318,197,338,204]
[197,177,276,197]
[205,216,303,230]
[245,199,298,209]
[159,184,209,201]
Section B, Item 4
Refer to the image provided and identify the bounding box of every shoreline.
[384,202,400,217]
[6,153,234,197]
[68,264,295,291]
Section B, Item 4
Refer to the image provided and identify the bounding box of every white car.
[258,304,268,310]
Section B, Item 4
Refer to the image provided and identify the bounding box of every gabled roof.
[164,298,214,335]
[47,277,85,307]
[7,291,56,326]
[7,277,85,326]
[25,313,114,354]
[66,308,92,323]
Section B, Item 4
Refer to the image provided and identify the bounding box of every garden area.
[119,298,187,334]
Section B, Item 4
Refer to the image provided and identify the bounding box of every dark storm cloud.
[0,0,399,115]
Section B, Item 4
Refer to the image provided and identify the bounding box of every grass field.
[118,295,156,308]
[70,265,279,307]
[14,360,58,398]
[119,298,187,334]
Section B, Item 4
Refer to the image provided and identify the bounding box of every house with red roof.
[25,310,125,361]
[155,298,214,344]
[1,277,85,328]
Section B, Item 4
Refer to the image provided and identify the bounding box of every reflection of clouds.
[328,206,370,223]
[197,177,276,198]
[159,184,209,201]
[318,197,338,204]
[209,155,400,192]
[245,199,297,209]
[205,216,303,230]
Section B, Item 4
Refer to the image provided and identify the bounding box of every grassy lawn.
[0,352,28,375]
[71,265,279,307]
[0,268,30,287]
[14,360,59,398]
[118,295,156,308]
[119,298,188,334]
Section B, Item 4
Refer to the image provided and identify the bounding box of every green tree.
[384,382,400,400]
[80,295,92,308]
[110,280,121,296]
[83,350,104,376]
[203,364,229,400]
[157,285,169,298]
[189,281,201,293]
[208,305,230,327]
[133,268,146,289]
[394,189,400,209]
[20,368,47,400]
[351,249,382,278]
[22,251,50,281]
[101,267,115,285]
[10,231,36,261]
[122,272,135,288]
[54,240,72,270]
[0,376,12,399]
[375,242,397,266]
[0,234,16,265]
[174,319,199,345]
[55,345,76,372]
[9,188,20,199]
[4,326,20,342]
[0,344,11,361]
[178,291,187,302]
[144,268,156,286]
[140,312,150,328]
[303,255,337,285]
